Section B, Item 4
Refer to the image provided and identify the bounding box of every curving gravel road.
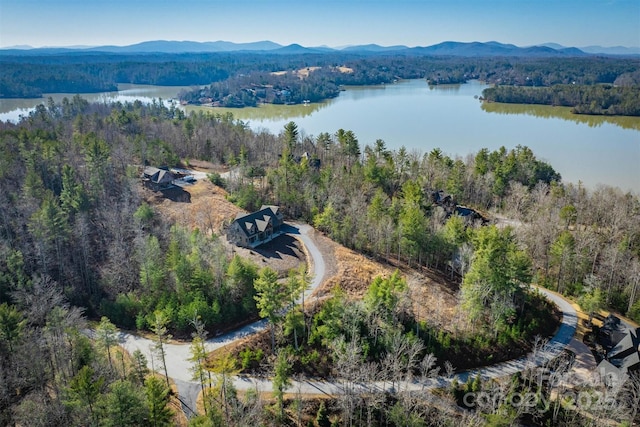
[116,222,579,414]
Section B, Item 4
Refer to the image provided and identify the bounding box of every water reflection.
[186,100,329,121]
[1,80,637,192]
[481,102,640,131]
[428,84,463,93]
[0,84,192,122]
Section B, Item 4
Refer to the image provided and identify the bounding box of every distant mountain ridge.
[87,40,283,53]
[2,39,639,57]
[539,42,640,56]
[405,41,587,57]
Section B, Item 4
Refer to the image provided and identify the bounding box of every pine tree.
[145,376,174,427]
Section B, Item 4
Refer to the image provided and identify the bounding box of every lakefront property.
[2,21,640,424]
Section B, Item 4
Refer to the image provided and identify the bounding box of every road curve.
[116,223,579,407]
[118,223,327,410]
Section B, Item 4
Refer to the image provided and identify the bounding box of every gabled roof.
[599,314,630,351]
[143,166,175,184]
[260,205,281,216]
[605,327,640,374]
[617,352,640,372]
[143,166,162,176]
[255,216,271,232]
[244,222,255,234]
[232,206,283,238]
[155,170,174,184]
[597,359,621,383]
[608,328,640,361]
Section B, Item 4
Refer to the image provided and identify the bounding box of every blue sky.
[1,0,638,48]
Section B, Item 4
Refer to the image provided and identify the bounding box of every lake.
[1,81,638,193]
[0,84,187,122]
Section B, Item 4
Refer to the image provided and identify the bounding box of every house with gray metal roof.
[596,321,640,384]
[142,166,176,191]
[227,205,284,248]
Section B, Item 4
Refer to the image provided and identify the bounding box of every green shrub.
[301,349,320,366]
[629,299,640,323]
[207,173,225,188]
[100,293,141,329]
[240,348,253,370]
[315,401,330,427]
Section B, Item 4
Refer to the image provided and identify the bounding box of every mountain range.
[2,40,639,57]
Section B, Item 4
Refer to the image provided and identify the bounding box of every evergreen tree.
[254,267,286,350]
[99,380,146,427]
[145,376,174,427]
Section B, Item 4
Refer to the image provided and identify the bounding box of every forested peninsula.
[481,83,640,116]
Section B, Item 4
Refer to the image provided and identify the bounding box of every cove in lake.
[202,80,640,193]
[0,84,189,122]
[1,81,638,193]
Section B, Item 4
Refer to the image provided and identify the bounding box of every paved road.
[118,223,326,411]
[116,223,580,413]
[455,286,577,384]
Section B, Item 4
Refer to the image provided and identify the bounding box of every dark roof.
[607,330,640,359]
[618,352,640,372]
[602,314,622,330]
[598,315,630,351]
[608,328,640,360]
[455,206,476,217]
[605,327,640,374]
[143,166,175,184]
[259,205,281,216]
[233,205,282,238]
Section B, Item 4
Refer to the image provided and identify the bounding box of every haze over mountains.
[2,40,639,56]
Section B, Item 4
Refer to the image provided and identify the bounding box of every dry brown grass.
[269,65,352,79]
[296,66,321,78]
[319,245,393,299]
[406,271,460,331]
[335,66,353,73]
[145,168,465,355]
[146,179,242,236]
[270,67,321,79]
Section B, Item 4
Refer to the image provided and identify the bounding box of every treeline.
[179,67,343,107]
[243,249,556,376]
[0,97,639,425]
[0,282,178,426]
[180,55,640,107]
[0,57,230,98]
[482,84,640,116]
[0,97,275,336]
[2,50,638,101]
[233,122,640,324]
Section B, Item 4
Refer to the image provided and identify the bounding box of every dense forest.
[1,51,638,102]
[482,84,640,116]
[0,96,639,426]
[180,55,640,108]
